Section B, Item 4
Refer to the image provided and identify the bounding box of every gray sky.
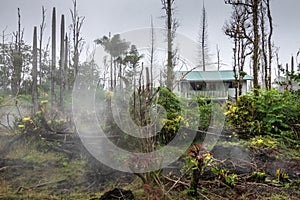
[0,0,300,72]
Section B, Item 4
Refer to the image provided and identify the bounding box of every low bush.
[225,89,300,146]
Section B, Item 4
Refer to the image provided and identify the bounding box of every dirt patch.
[0,131,134,197]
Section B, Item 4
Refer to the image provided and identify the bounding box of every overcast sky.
[0,0,300,71]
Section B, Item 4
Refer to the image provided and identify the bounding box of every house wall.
[175,80,250,99]
[242,81,248,94]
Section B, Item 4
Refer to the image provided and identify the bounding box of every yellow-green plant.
[275,168,290,184]
[250,135,278,148]
[225,89,300,146]
[247,171,267,183]
[212,166,238,187]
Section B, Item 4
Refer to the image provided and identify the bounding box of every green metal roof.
[175,70,252,81]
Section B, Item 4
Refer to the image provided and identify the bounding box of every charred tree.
[70,0,85,81]
[51,7,57,107]
[32,26,39,114]
[59,14,65,111]
[11,8,23,96]
[39,6,46,86]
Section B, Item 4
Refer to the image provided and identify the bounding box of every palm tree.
[94,34,130,90]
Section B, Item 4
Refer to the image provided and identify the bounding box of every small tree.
[224,4,252,100]
[225,0,261,92]
[94,34,130,90]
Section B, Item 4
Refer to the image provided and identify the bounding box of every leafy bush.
[157,91,225,144]
[155,87,181,144]
[193,95,212,131]
[225,89,300,145]
[185,94,225,131]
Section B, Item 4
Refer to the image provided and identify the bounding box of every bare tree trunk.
[260,2,268,89]
[119,60,122,89]
[64,34,69,91]
[161,0,176,90]
[110,55,113,90]
[216,45,220,71]
[59,14,65,111]
[166,0,173,89]
[233,34,238,101]
[39,6,46,86]
[252,0,260,92]
[266,0,273,90]
[70,0,85,81]
[12,8,23,96]
[51,7,56,107]
[201,2,207,71]
[150,16,155,90]
[237,37,243,96]
[114,59,117,88]
[146,67,150,90]
[32,26,39,114]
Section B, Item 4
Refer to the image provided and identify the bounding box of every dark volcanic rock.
[97,188,135,200]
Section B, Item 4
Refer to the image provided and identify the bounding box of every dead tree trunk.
[64,34,69,91]
[51,7,57,107]
[161,0,177,90]
[266,0,273,90]
[32,26,39,114]
[11,8,23,96]
[70,0,85,81]
[252,0,260,92]
[39,6,46,86]
[260,2,268,89]
[59,14,65,111]
[150,16,155,91]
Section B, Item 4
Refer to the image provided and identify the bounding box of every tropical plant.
[185,144,212,196]
[225,89,300,146]
[212,166,238,187]
[155,87,181,144]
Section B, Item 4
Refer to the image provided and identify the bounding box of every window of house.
[190,82,206,90]
[224,81,234,88]
[207,83,216,90]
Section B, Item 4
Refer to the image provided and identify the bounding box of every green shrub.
[156,87,181,144]
[225,89,300,145]
[185,94,225,131]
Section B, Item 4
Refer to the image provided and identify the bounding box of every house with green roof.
[174,70,252,99]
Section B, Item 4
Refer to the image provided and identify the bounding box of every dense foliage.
[226,89,300,146]
[155,87,181,144]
